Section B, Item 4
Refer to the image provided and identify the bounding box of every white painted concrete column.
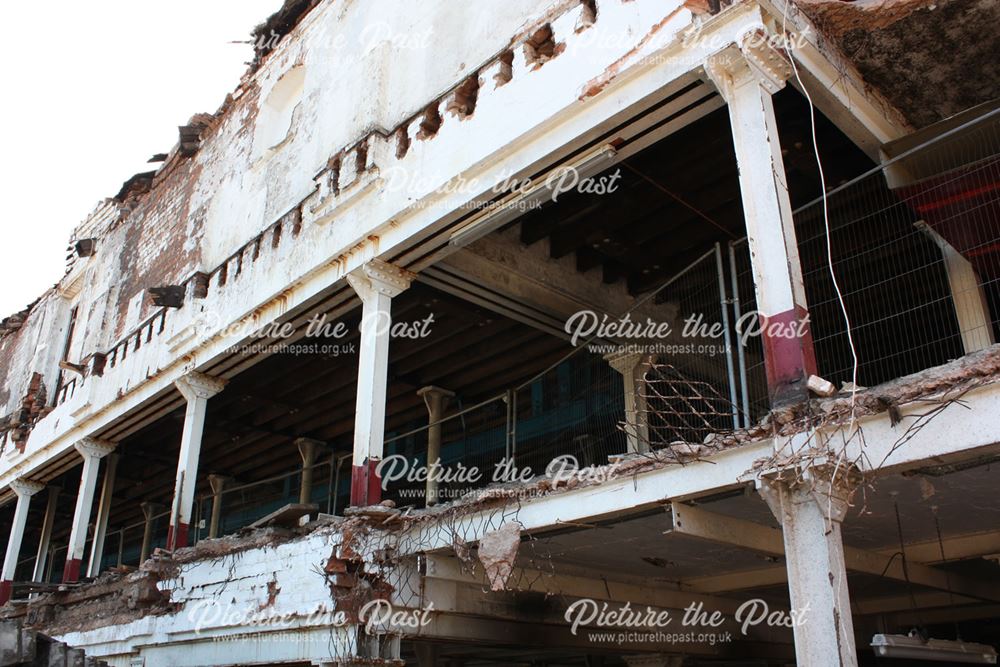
[168,372,227,550]
[63,438,116,582]
[605,352,651,454]
[345,259,414,506]
[706,36,816,406]
[758,467,859,666]
[139,501,161,564]
[86,452,118,577]
[917,221,996,353]
[207,475,232,539]
[1,479,44,604]
[296,438,324,505]
[32,486,60,583]
[417,386,454,506]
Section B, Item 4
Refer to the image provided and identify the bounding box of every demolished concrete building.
[2,0,1000,664]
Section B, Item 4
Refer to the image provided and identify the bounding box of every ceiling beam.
[669,502,1000,603]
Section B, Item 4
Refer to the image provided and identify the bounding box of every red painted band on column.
[350,459,382,507]
[761,305,817,397]
[63,558,82,583]
[167,522,189,551]
[0,580,12,605]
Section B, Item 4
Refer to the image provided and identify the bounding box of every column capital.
[705,29,792,101]
[603,350,646,375]
[757,464,862,525]
[140,501,164,519]
[9,478,44,498]
[416,385,455,398]
[207,474,234,495]
[346,258,414,300]
[295,437,325,461]
[74,437,116,460]
[175,371,227,402]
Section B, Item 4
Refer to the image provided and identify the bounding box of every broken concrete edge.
[249,0,323,71]
[6,345,999,634]
[0,2,322,326]
[0,523,335,636]
[793,0,938,41]
[0,297,42,339]
[769,343,1000,436]
[5,0,612,336]
[477,522,523,591]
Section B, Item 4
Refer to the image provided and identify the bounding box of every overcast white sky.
[0,0,285,317]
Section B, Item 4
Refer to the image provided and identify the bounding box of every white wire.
[779,5,859,658]
[780,4,859,421]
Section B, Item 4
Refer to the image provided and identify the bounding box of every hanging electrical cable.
[779,1,860,422]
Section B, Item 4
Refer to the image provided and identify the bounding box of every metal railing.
[188,454,355,541]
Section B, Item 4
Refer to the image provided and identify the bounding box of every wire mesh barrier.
[113,519,155,568]
[379,351,628,508]
[381,395,509,507]
[653,244,747,429]
[510,350,626,475]
[636,362,739,449]
[722,109,1000,413]
[793,109,1000,388]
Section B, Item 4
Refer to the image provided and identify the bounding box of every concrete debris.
[247,502,318,529]
[9,348,1000,638]
[807,374,837,397]
[477,523,522,591]
[452,538,474,568]
[4,567,173,637]
[668,442,713,460]
[919,476,936,500]
[345,505,401,522]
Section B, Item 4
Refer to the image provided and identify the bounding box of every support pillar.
[417,386,454,506]
[758,466,859,666]
[207,475,232,539]
[168,372,226,550]
[64,438,115,582]
[345,259,413,506]
[139,501,162,564]
[43,546,56,584]
[605,352,651,454]
[1,479,44,604]
[916,221,996,353]
[32,486,60,583]
[295,438,324,505]
[86,452,118,577]
[706,36,816,406]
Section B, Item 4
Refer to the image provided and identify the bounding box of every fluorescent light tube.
[872,633,998,663]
